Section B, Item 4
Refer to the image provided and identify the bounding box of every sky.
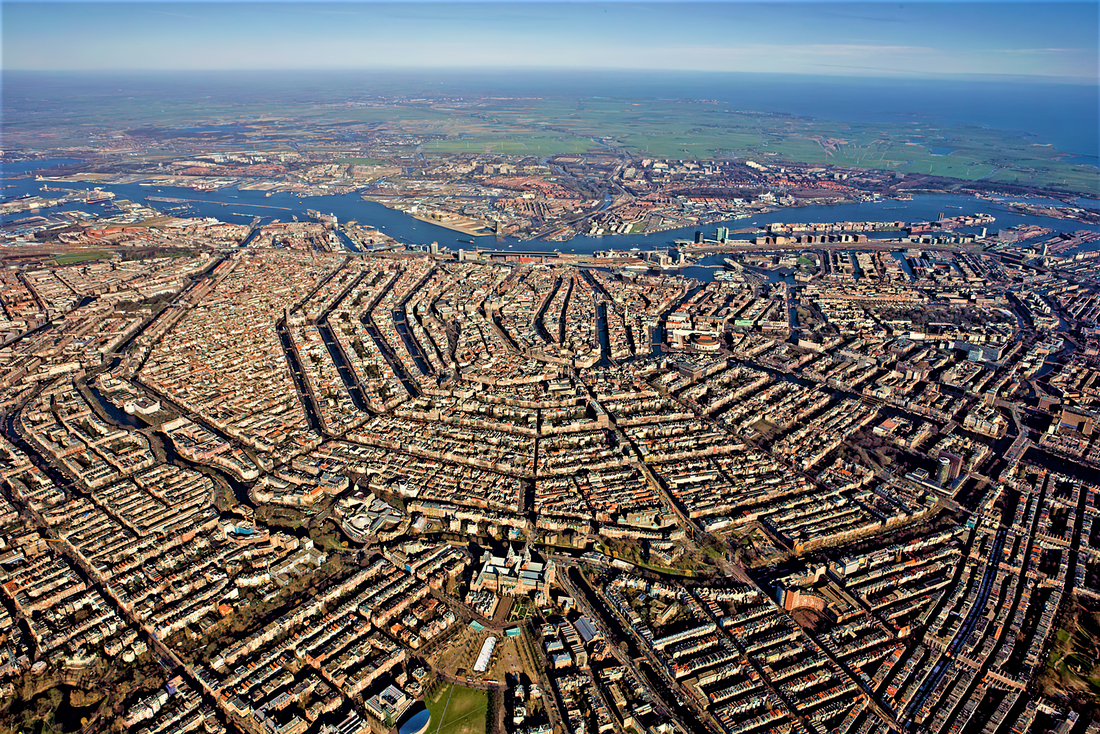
[2,1,1097,81]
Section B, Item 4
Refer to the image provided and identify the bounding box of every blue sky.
[3,1,1097,80]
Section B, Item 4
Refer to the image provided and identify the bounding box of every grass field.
[425,683,487,734]
[52,250,112,265]
[1039,597,1100,711]
[333,157,390,166]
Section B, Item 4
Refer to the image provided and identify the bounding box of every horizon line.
[2,67,1095,84]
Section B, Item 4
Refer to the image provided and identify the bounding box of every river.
[5,165,1100,265]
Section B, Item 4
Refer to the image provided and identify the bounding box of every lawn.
[334,157,390,166]
[1039,598,1100,707]
[52,250,113,265]
[506,597,531,623]
[425,682,487,734]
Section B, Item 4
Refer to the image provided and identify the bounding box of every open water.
[4,171,1099,253]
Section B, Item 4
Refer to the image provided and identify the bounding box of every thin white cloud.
[651,43,937,58]
[796,44,937,57]
[142,9,203,19]
[994,48,1086,54]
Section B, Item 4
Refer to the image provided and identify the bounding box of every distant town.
[3,89,1100,734]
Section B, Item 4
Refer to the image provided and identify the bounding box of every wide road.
[558,565,699,734]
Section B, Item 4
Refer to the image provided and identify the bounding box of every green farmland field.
[5,74,1095,194]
